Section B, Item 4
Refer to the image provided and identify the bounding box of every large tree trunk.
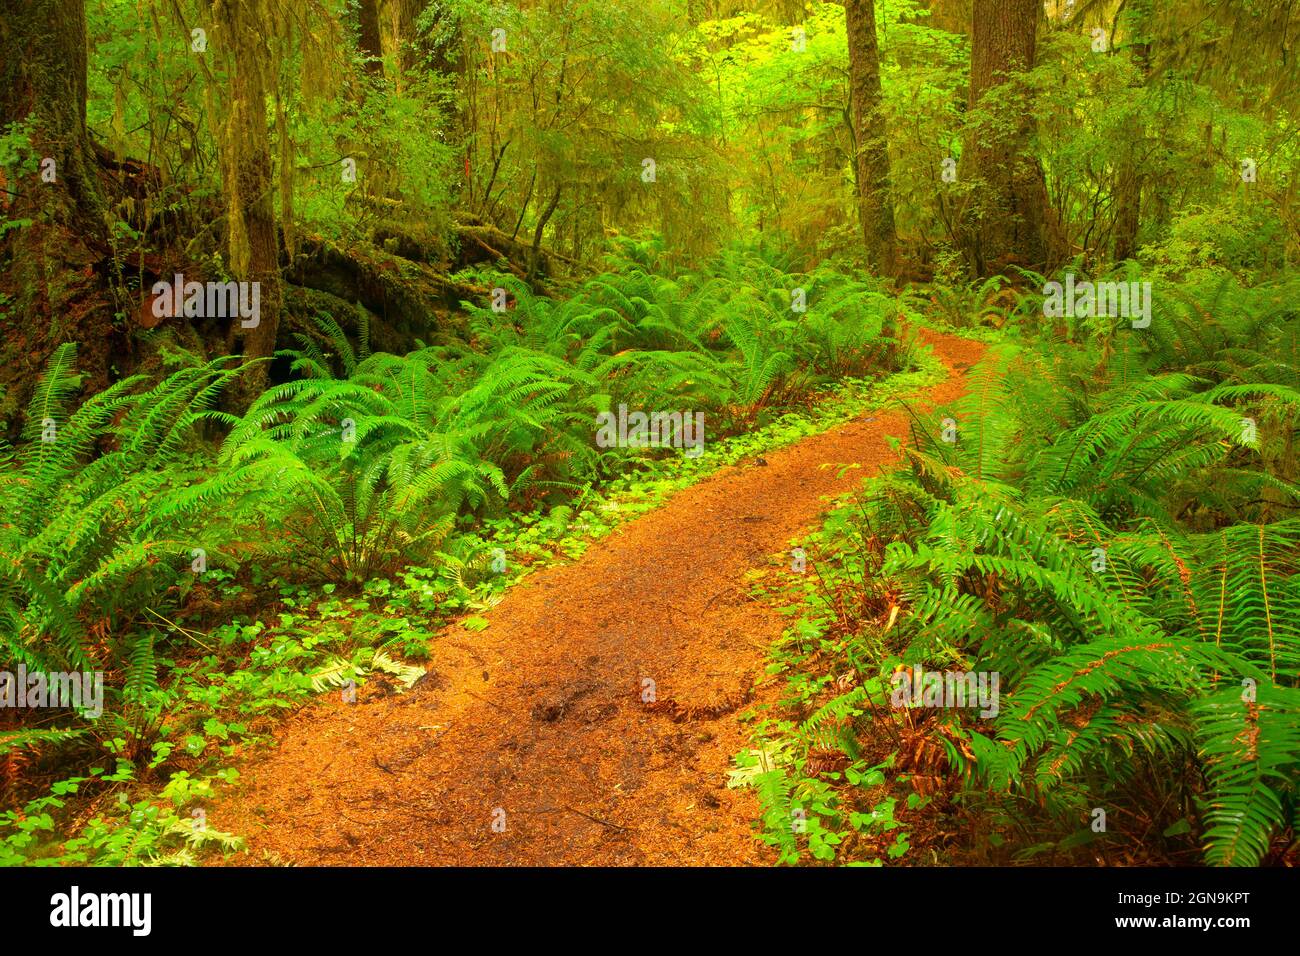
[844,0,898,277]
[1112,39,1152,263]
[0,0,113,426]
[966,0,1050,275]
[375,0,467,204]
[215,0,282,411]
[919,0,971,35]
[357,0,385,79]
[378,0,433,88]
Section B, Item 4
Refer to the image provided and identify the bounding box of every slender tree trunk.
[844,0,898,276]
[967,0,1050,275]
[0,0,113,427]
[215,0,282,411]
[527,184,562,283]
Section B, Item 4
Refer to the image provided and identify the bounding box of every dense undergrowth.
[0,248,916,864]
[737,268,1300,867]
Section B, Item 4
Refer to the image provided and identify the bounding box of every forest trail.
[214,330,985,865]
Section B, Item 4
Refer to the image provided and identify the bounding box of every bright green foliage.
[217,253,905,583]
[0,345,248,675]
[7,0,1300,873]
[759,272,1300,866]
[224,336,597,581]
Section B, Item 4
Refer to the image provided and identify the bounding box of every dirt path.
[214,330,984,865]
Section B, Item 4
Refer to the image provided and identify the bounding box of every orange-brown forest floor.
[211,330,985,865]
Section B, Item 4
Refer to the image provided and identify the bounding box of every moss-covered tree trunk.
[0,0,113,426]
[1112,37,1152,263]
[966,0,1050,275]
[215,0,282,411]
[378,0,430,87]
[358,0,385,78]
[920,0,971,35]
[844,0,898,277]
